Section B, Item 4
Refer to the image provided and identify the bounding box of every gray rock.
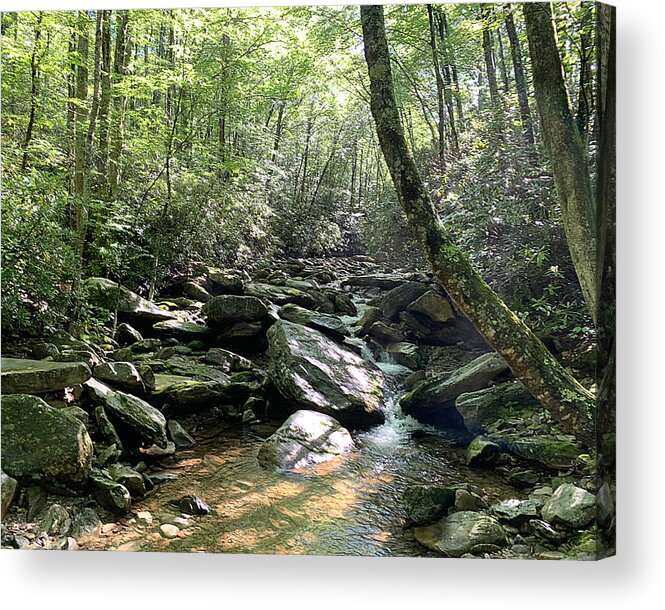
[596,482,615,529]
[116,323,143,346]
[207,269,245,295]
[466,435,501,467]
[541,483,596,528]
[368,321,406,343]
[83,277,176,322]
[130,338,163,353]
[245,282,321,310]
[505,437,579,469]
[455,381,538,434]
[86,379,168,448]
[414,511,508,557]
[31,342,60,360]
[356,306,382,335]
[42,504,71,536]
[341,274,406,290]
[152,319,213,339]
[203,295,268,324]
[377,281,429,320]
[93,361,145,392]
[1,394,93,492]
[491,499,541,525]
[153,375,228,410]
[203,348,253,371]
[167,420,195,449]
[160,523,179,538]
[1,471,18,516]
[403,485,456,525]
[183,281,212,303]
[400,352,509,415]
[70,508,102,543]
[26,485,48,520]
[168,495,211,515]
[1,357,92,395]
[61,405,90,427]
[90,470,132,514]
[278,303,348,339]
[267,321,385,428]
[258,410,353,469]
[407,290,455,323]
[94,406,125,453]
[529,519,566,542]
[107,463,146,497]
[386,342,421,369]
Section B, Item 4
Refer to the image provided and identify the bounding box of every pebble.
[136,511,153,525]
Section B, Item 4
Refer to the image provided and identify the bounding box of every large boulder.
[504,437,579,469]
[85,379,168,448]
[278,303,348,340]
[257,410,353,469]
[1,357,91,394]
[455,381,538,433]
[267,320,385,428]
[407,290,455,323]
[341,274,406,290]
[93,362,145,393]
[152,374,228,411]
[403,485,457,526]
[400,352,510,416]
[245,282,322,310]
[414,511,508,557]
[1,394,93,492]
[541,484,596,528]
[202,295,269,324]
[83,277,176,323]
[375,281,429,320]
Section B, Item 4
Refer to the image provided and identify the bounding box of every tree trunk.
[426,4,446,170]
[109,10,130,199]
[505,7,536,148]
[360,4,595,447]
[96,10,112,197]
[435,8,459,153]
[481,7,501,110]
[21,13,44,171]
[523,2,597,322]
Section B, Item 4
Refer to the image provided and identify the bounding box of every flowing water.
[85,297,521,556]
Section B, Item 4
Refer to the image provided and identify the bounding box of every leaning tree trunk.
[360,4,595,447]
[523,2,597,323]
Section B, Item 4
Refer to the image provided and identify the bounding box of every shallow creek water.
[85,362,521,557]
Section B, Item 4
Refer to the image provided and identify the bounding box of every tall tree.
[523,2,597,322]
[426,4,447,170]
[360,4,595,447]
[504,6,536,147]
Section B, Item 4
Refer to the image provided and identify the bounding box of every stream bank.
[1,256,612,559]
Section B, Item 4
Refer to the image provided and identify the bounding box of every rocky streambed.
[1,256,614,559]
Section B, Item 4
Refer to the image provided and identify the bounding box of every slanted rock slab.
[1,357,91,395]
[267,320,385,428]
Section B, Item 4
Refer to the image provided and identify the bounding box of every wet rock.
[455,381,538,434]
[167,420,195,449]
[258,410,353,469]
[356,306,382,335]
[404,370,426,391]
[377,281,429,320]
[368,321,405,344]
[1,357,92,395]
[86,379,168,448]
[168,495,211,515]
[414,511,508,558]
[504,437,579,469]
[491,499,541,525]
[107,464,146,497]
[116,323,143,346]
[541,484,596,528]
[152,319,213,339]
[31,342,60,360]
[90,470,132,514]
[70,507,102,543]
[93,362,145,392]
[42,504,71,536]
[407,290,455,323]
[278,303,348,339]
[203,295,269,324]
[385,342,422,370]
[1,471,18,516]
[1,394,93,493]
[204,348,253,371]
[403,485,456,525]
[83,277,176,323]
[466,436,501,467]
[267,321,385,428]
[400,352,509,415]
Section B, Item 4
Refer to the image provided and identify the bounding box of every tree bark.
[21,13,44,171]
[523,2,597,322]
[505,7,536,148]
[96,10,112,197]
[360,4,595,447]
[481,6,501,110]
[426,4,446,170]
